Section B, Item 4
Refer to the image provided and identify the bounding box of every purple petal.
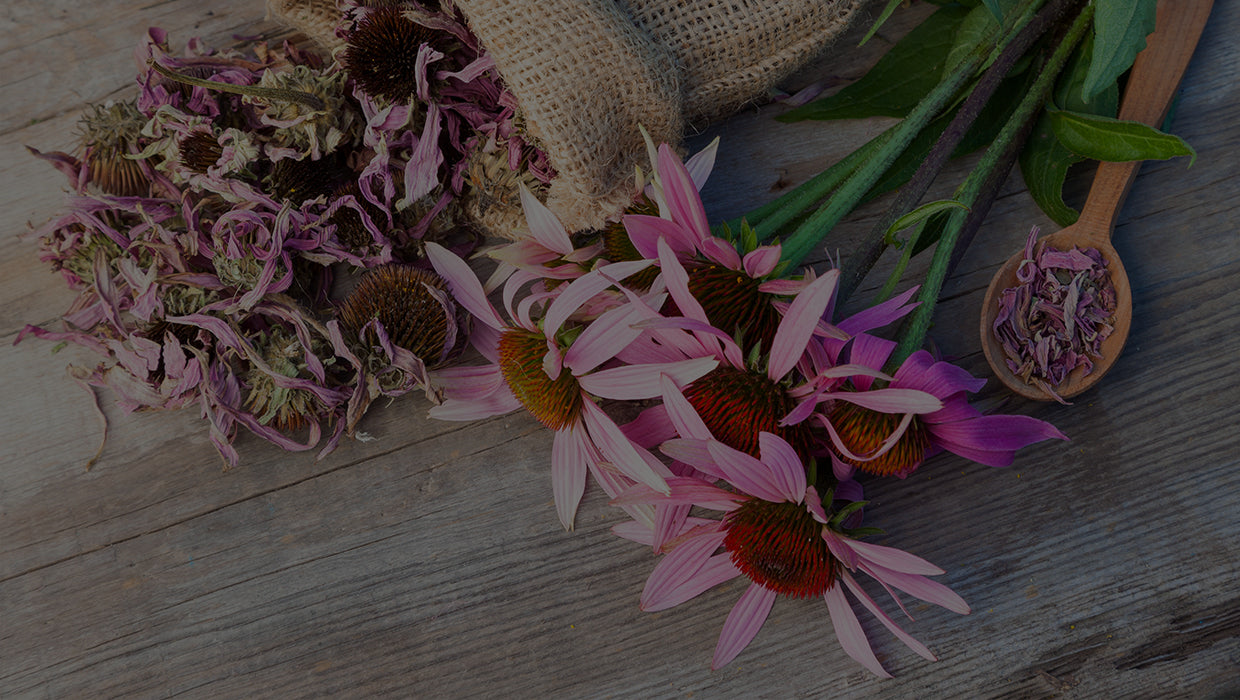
[839,569,937,662]
[757,432,807,503]
[862,562,971,615]
[707,440,787,504]
[581,400,670,494]
[928,414,1068,466]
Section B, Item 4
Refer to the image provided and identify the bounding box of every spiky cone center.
[339,265,460,366]
[686,263,781,355]
[328,180,388,249]
[829,399,931,477]
[724,499,835,599]
[498,328,582,431]
[343,5,440,103]
[178,131,225,174]
[265,153,347,204]
[682,366,814,461]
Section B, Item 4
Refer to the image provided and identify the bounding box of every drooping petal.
[425,242,505,330]
[839,569,937,662]
[579,357,717,401]
[621,403,678,448]
[659,553,743,610]
[711,583,778,670]
[837,285,920,336]
[623,214,696,260]
[659,438,727,482]
[846,538,945,576]
[542,260,651,338]
[830,387,943,414]
[893,350,986,397]
[823,584,892,678]
[861,562,971,615]
[581,399,671,494]
[519,182,573,255]
[768,269,840,381]
[927,414,1068,467]
[552,425,590,530]
[610,476,742,511]
[563,301,647,375]
[641,529,727,612]
[659,373,714,440]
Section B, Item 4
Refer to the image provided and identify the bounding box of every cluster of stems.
[725,0,1093,367]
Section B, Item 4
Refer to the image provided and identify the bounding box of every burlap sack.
[266,0,866,232]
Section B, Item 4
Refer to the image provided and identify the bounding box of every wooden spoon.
[979,0,1213,401]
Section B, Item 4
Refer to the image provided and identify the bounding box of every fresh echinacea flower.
[818,333,1068,480]
[424,241,719,529]
[622,141,790,354]
[613,431,969,676]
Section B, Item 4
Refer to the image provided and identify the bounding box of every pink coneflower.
[424,241,718,529]
[816,333,1069,480]
[613,431,969,676]
[622,141,789,354]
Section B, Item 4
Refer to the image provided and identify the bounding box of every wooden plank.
[3,0,1240,697]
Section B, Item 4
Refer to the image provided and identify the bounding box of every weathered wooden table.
[3,2,1238,697]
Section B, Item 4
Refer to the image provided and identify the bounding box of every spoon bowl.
[979,0,1211,401]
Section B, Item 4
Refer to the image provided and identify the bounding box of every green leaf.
[943,5,1001,77]
[1049,109,1196,164]
[1019,35,1119,226]
[884,199,970,246]
[858,0,905,47]
[1020,115,1082,226]
[1082,0,1157,100]
[778,5,971,122]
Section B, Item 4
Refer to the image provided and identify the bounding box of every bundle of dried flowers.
[991,226,1118,402]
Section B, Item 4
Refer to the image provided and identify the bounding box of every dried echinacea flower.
[77,100,151,196]
[244,324,331,431]
[337,264,464,367]
[341,4,441,103]
[992,226,1118,401]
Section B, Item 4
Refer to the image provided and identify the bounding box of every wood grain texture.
[3,1,1240,697]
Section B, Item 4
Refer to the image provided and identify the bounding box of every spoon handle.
[1076,0,1214,242]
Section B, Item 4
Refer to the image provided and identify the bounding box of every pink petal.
[767,269,840,381]
[519,182,573,255]
[837,285,920,336]
[578,357,717,401]
[563,302,646,374]
[659,439,727,482]
[712,583,778,670]
[660,553,743,610]
[698,236,742,269]
[658,143,711,241]
[683,137,719,190]
[742,245,782,278]
[862,562,971,615]
[425,242,505,330]
[831,387,942,414]
[757,432,807,503]
[621,404,677,448]
[658,238,710,324]
[839,569,937,662]
[581,400,670,494]
[927,414,1069,463]
[641,529,727,611]
[659,374,714,440]
[848,539,945,576]
[893,350,986,396]
[610,476,741,511]
[622,214,695,260]
[707,440,787,504]
[552,425,589,530]
[823,585,892,678]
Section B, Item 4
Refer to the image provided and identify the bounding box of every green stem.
[888,3,1095,368]
[149,61,326,111]
[863,0,1081,305]
[777,0,1047,271]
